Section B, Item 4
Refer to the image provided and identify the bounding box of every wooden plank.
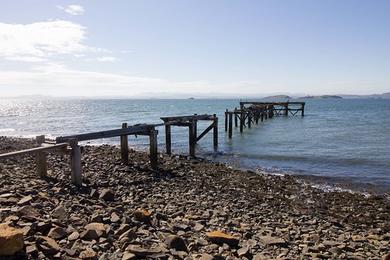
[69,139,82,186]
[0,143,68,160]
[165,124,172,155]
[149,129,158,169]
[161,114,214,122]
[56,124,153,143]
[196,123,214,142]
[120,123,129,165]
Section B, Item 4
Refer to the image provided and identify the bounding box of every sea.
[1,98,389,192]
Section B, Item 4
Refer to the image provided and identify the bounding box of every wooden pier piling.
[120,123,129,164]
[228,112,233,138]
[36,135,47,178]
[69,139,82,186]
[149,129,158,169]
[213,114,218,148]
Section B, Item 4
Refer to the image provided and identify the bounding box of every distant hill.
[299,95,343,99]
[260,95,292,102]
[340,92,390,99]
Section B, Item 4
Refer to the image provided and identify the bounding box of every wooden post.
[285,104,288,116]
[302,103,305,116]
[194,119,198,143]
[189,120,196,157]
[261,111,264,122]
[240,110,244,133]
[69,139,82,186]
[36,135,47,178]
[165,124,172,155]
[120,123,129,164]
[213,114,218,148]
[248,112,252,128]
[224,109,228,132]
[269,105,274,118]
[228,112,233,138]
[149,129,158,169]
[234,108,238,127]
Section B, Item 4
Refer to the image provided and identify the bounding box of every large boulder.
[0,224,24,256]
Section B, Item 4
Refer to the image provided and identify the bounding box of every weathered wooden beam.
[69,139,82,186]
[213,114,218,148]
[165,124,172,155]
[228,112,233,138]
[189,121,196,157]
[234,108,238,127]
[149,129,158,169]
[0,143,68,160]
[225,109,228,132]
[248,112,252,128]
[161,114,215,122]
[240,110,244,133]
[196,123,214,142]
[302,103,305,116]
[56,125,154,143]
[120,123,129,165]
[36,135,47,178]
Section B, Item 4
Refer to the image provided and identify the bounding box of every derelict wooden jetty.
[161,114,218,157]
[0,101,305,187]
[0,124,161,187]
[225,101,305,138]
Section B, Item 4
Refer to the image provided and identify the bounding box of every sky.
[0,0,389,97]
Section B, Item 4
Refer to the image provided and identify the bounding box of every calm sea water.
[1,98,389,190]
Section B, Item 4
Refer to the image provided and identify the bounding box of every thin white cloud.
[96,56,117,62]
[0,20,87,59]
[57,5,84,16]
[4,56,47,62]
[0,20,106,63]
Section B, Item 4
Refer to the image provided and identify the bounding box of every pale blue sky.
[0,0,389,97]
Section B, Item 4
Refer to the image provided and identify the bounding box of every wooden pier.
[225,101,305,138]
[161,114,218,157]
[0,123,160,187]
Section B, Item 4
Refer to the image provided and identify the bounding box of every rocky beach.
[0,136,389,259]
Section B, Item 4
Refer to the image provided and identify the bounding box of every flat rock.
[0,224,24,256]
[79,248,97,259]
[133,209,152,222]
[17,195,33,205]
[259,236,288,247]
[206,231,239,247]
[126,245,162,257]
[122,251,136,260]
[48,226,67,240]
[68,231,80,241]
[165,235,187,252]
[99,189,115,201]
[36,236,61,256]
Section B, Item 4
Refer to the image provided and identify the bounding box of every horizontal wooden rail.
[0,143,68,160]
[56,124,156,143]
[161,114,216,122]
